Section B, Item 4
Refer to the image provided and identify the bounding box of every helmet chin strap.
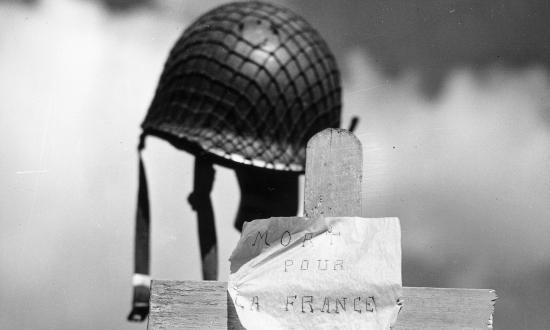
[188,155,218,281]
[129,136,219,322]
[128,134,151,322]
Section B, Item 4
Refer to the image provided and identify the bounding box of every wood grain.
[304,128,362,218]
[148,280,496,329]
[148,129,496,329]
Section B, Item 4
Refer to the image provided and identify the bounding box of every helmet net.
[142,1,341,171]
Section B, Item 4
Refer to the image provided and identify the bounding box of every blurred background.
[1,0,549,328]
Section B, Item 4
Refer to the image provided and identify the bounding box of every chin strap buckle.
[128,274,151,322]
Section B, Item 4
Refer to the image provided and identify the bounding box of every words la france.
[234,294,377,314]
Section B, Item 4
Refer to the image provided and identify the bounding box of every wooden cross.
[147,128,496,329]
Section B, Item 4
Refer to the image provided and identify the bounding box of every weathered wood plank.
[149,130,496,329]
[148,281,496,329]
[304,128,362,218]
[392,287,496,329]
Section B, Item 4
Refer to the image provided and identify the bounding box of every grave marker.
[147,129,496,329]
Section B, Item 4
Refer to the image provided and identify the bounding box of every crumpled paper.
[228,216,402,330]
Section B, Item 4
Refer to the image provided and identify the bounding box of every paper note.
[228,216,402,330]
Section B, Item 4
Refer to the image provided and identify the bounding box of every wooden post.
[147,128,496,329]
[304,128,362,218]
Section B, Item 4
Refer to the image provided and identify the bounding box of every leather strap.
[128,135,151,322]
[188,156,218,280]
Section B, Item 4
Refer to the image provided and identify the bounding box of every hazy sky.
[1,1,549,329]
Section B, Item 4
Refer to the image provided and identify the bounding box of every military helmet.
[129,1,345,322]
[141,1,341,171]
